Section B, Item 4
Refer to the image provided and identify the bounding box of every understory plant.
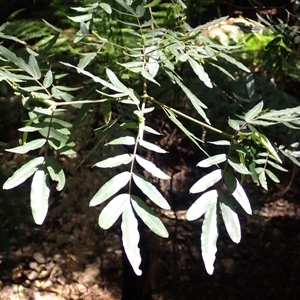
[1,0,300,275]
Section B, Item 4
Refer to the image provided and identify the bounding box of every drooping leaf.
[132,173,170,210]
[94,154,133,168]
[244,101,264,122]
[30,166,50,225]
[258,170,268,190]
[141,68,160,85]
[265,169,280,183]
[219,193,241,243]
[131,195,168,238]
[186,189,218,221]
[6,139,46,154]
[135,155,170,180]
[223,172,252,214]
[3,157,44,189]
[190,170,222,194]
[188,57,213,88]
[201,199,218,275]
[46,157,66,191]
[121,202,142,276]
[197,154,227,168]
[139,140,166,153]
[228,119,240,131]
[218,52,250,73]
[100,3,112,14]
[89,171,131,206]
[106,68,129,92]
[98,193,130,229]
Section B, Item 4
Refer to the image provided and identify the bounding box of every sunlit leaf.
[98,193,129,229]
[258,170,268,190]
[228,157,251,175]
[28,55,41,80]
[46,157,65,191]
[135,155,170,179]
[141,68,160,85]
[43,70,53,88]
[94,154,133,168]
[106,136,135,146]
[265,169,280,183]
[100,3,112,14]
[244,101,264,122]
[78,53,97,71]
[228,119,240,131]
[3,157,44,189]
[197,154,226,168]
[30,166,50,225]
[132,173,170,210]
[224,172,252,214]
[6,139,46,154]
[190,170,222,194]
[89,171,131,206]
[139,140,166,153]
[219,193,241,243]
[131,195,168,238]
[201,199,218,275]
[188,57,212,88]
[186,189,218,221]
[121,202,142,276]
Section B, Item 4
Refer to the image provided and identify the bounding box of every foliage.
[1,0,300,276]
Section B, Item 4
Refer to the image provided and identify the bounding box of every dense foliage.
[1,0,300,278]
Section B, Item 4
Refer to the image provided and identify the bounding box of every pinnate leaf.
[3,157,44,189]
[30,166,50,225]
[135,155,170,179]
[89,171,131,206]
[190,170,222,194]
[197,154,226,168]
[132,173,170,210]
[99,193,129,229]
[6,139,46,154]
[201,199,218,275]
[131,195,168,238]
[219,193,241,243]
[121,202,142,276]
[186,189,218,221]
[94,154,133,168]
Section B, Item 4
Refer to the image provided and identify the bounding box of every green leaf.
[94,154,133,168]
[190,170,222,194]
[228,119,240,131]
[201,199,218,275]
[121,202,142,276]
[135,155,170,180]
[244,101,264,122]
[135,5,145,17]
[224,172,252,214]
[106,136,135,146]
[219,193,241,243]
[98,193,129,229]
[28,55,41,79]
[89,171,131,207]
[207,140,231,146]
[106,68,129,92]
[68,14,92,22]
[228,157,251,175]
[197,154,226,168]
[30,166,50,225]
[43,70,53,88]
[46,157,65,191]
[6,139,46,154]
[139,140,167,153]
[188,57,212,88]
[141,68,160,85]
[3,157,44,189]
[115,0,135,14]
[186,190,218,221]
[131,195,168,238]
[174,77,210,124]
[100,3,112,14]
[218,52,250,73]
[78,53,97,71]
[265,169,280,183]
[132,173,170,210]
[258,170,268,190]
